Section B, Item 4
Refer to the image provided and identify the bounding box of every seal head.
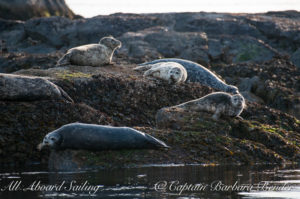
[39,131,62,150]
[169,67,185,83]
[231,93,245,107]
[229,93,245,117]
[99,36,122,50]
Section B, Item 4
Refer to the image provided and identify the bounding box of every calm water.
[0,164,299,199]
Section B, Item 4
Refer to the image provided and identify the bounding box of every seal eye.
[50,137,56,141]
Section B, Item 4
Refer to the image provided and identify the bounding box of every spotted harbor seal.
[56,36,122,67]
[135,62,187,83]
[139,58,239,94]
[158,92,245,121]
[38,123,169,151]
[0,73,73,102]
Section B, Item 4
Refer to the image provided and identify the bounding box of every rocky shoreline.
[0,10,299,167]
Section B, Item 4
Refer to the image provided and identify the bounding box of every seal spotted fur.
[139,58,239,94]
[57,36,121,67]
[0,73,73,102]
[157,92,245,122]
[135,62,187,84]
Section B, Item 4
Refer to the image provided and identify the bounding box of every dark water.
[0,163,299,199]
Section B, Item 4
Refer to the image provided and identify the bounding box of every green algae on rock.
[1,63,299,167]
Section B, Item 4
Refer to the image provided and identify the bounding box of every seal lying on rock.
[156,92,245,122]
[135,62,187,84]
[38,123,169,151]
[0,73,73,102]
[139,58,239,94]
[56,36,122,67]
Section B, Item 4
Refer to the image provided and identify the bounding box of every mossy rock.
[234,40,274,63]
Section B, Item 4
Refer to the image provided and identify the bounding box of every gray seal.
[38,123,169,151]
[134,62,187,84]
[57,36,122,67]
[139,58,239,94]
[0,73,73,102]
[157,92,245,121]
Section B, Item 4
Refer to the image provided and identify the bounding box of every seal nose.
[44,140,49,144]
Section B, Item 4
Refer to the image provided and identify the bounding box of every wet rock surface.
[0,11,299,167]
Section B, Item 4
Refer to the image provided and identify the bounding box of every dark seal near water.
[39,123,169,151]
[139,58,239,94]
[0,73,73,102]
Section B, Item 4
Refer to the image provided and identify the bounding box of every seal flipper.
[236,115,244,120]
[57,86,74,103]
[56,53,71,66]
[144,133,170,149]
[133,65,152,71]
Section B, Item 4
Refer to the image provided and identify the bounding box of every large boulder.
[1,63,299,166]
[1,11,300,66]
[0,0,75,20]
[119,26,209,64]
[213,58,300,119]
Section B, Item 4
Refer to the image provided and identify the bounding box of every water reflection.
[239,168,300,199]
[0,164,299,199]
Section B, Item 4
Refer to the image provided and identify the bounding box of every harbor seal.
[56,36,122,67]
[0,73,73,102]
[38,123,169,151]
[158,92,245,121]
[139,58,239,94]
[135,62,187,83]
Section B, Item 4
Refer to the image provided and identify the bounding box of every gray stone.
[238,76,261,92]
[120,26,209,65]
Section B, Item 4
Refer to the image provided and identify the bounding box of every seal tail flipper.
[137,62,150,66]
[56,53,71,66]
[133,65,152,71]
[137,60,159,66]
[57,86,74,103]
[144,133,170,149]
